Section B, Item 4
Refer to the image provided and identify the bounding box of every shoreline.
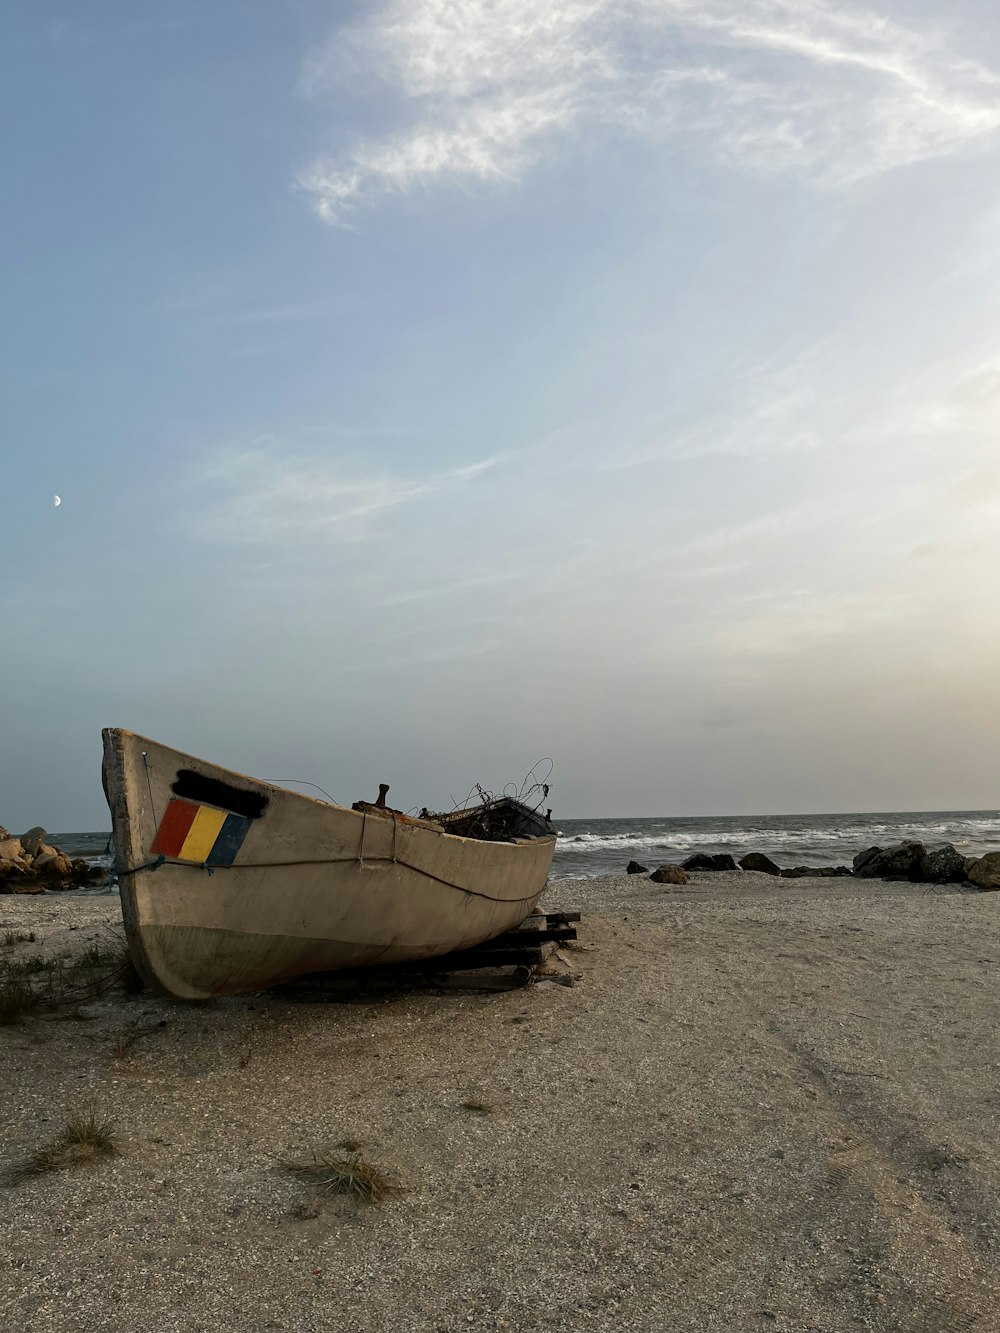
[3,871,999,1331]
[4,792,996,892]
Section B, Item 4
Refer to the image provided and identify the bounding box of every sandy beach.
[2,870,999,1333]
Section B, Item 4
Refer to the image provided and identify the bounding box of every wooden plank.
[285,960,538,998]
[521,911,581,925]
[279,908,581,996]
[420,965,534,992]
[487,927,577,946]
[294,946,545,984]
[396,946,546,972]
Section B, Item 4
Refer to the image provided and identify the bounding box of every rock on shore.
[781,865,854,879]
[968,852,1000,892]
[739,852,781,876]
[649,864,688,885]
[0,825,102,893]
[623,838,998,889]
[682,852,738,872]
[854,840,984,885]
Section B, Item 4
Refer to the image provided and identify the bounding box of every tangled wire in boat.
[420,759,555,842]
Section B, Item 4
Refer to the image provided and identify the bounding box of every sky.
[2,0,1000,829]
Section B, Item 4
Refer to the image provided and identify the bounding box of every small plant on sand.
[460,1099,493,1115]
[3,930,35,947]
[80,941,129,972]
[9,1106,118,1183]
[288,1200,322,1220]
[112,1026,136,1061]
[116,947,145,995]
[0,971,40,1025]
[110,1018,163,1061]
[284,1151,400,1206]
[0,931,141,1023]
[19,953,60,976]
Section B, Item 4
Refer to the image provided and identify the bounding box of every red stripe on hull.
[151,799,200,856]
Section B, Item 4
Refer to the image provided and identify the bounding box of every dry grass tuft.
[19,953,60,975]
[111,1018,166,1061]
[9,1107,119,1183]
[0,972,39,1025]
[0,931,140,1024]
[111,1024,140,1061]
[284,1151,400,1206]
[115,946,145,995]
[460,1099,494,1115]
[288,1200,321,1220]
[3,930,35,947]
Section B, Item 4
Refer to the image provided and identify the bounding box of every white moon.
[53,495,61,507]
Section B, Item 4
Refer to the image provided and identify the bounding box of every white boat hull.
[102,729,556,1000]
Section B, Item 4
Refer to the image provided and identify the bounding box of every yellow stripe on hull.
[178,806,228,863]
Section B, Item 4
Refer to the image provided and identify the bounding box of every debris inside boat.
[350,783,555,843]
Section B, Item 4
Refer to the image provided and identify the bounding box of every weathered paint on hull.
[102,729,556,1000]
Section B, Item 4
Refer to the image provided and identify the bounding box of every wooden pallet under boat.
[102,729,558,1001]
[281,911,581,997]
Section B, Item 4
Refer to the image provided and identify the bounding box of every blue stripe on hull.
[204,812,252,867]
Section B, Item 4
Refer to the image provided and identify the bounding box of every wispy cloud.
[449,454,507,480]
[185,442,507,545]
[154,282,370,324]
[650,343,1000,631]
[299,0,1000,222]
[228,300,341,325]
[379,571,523,607]
[198,448,427,542]
[597,344,833,467]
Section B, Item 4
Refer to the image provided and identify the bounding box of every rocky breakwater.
[852,839,1000,888]
[0,826,103,894]
[623,839,1000,889]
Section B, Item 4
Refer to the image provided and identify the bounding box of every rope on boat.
[114,852,543,906]
[141,751,161,832]
[357,812,367,868]
[121,757,544,905]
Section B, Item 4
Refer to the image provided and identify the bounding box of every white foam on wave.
[554,815,1000,856]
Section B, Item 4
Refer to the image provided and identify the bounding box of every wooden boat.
[101,728,557,1000]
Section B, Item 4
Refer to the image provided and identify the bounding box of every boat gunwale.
[105,727,556,854]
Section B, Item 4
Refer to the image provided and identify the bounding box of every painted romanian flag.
[151,799,252,867]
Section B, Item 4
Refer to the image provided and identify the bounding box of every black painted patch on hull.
[171,769,269,819]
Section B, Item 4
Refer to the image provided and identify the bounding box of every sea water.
[54,810,1000,885]
[549,810,1000,880]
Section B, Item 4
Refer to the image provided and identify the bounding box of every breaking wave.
[550,811,1000,880]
